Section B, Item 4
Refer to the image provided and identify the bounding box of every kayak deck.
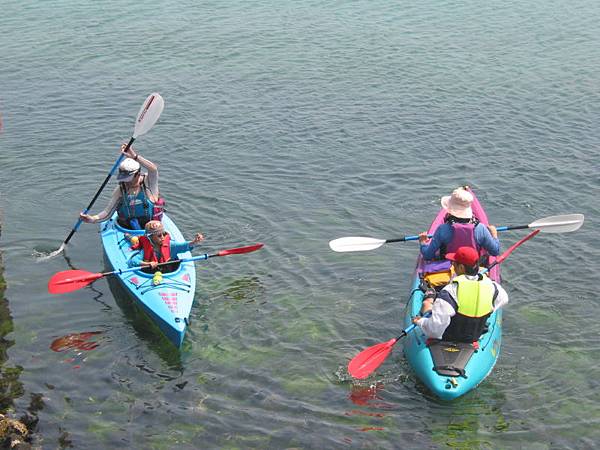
[100,212,196,347]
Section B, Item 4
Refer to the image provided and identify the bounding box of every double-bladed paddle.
[346,221,578,379]
[42,93,165,260]
[329,213,584,253]
[48,243,264,294]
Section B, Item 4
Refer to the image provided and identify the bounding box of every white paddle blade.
[132,93,165,138]
[328,237,387,252]
[530,214,584,233]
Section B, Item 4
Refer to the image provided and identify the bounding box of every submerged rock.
[0,219,39,448]
[0,413,30,449]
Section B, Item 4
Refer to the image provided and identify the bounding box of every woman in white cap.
[418,186,500,261]
[80,144,162,229]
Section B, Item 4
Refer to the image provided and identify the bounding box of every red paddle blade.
[497,229,540,264]
[48,270,103,294]
[216,243,264,257]
[348,338,398,379]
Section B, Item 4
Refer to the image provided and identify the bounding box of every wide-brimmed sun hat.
[116,158,141,182]
[440,187,474,219]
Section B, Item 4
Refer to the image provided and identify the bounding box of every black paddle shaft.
[63,136,136,246]
[386,237,410,243]
[503,224,528,231]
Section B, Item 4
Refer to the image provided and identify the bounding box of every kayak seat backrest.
[422,260,453,288]
[422,260,452,273]
[422,261,492,289]
[428,340,477,378]
[424,270,452,288]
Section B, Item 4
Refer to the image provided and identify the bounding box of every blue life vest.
[117,179,156,228]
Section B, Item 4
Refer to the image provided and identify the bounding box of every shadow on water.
[337,355,510,448]
[105,273,183,370]
[420,381,510,449]
[202,274,265,307]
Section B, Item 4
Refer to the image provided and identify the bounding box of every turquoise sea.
[1,0,600,448]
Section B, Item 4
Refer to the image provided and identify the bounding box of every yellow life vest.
[453,274,494,318]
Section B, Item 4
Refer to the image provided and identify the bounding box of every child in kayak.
[412,246,509,342]
[79,143,164,230]
[126,220,204,273]
[418,186,500,261]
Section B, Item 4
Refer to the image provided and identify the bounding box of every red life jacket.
[132,234,172,263]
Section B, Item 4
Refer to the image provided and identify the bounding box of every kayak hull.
[100,212,196,348]
[403,188,502,400]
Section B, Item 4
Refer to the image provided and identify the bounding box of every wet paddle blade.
[348,338,398,379]
[329,237,387,253]
[48,270,104,294]
[36,243,66,261]
[132,93,165,138]
[529,213,584,233]
[216,243,264,257]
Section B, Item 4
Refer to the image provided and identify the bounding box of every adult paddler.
[79,143,163,230]
[419,186,500,263]
[412,246,509,342]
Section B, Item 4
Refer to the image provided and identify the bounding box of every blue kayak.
[100,212,196,347]
[403,188,502,400]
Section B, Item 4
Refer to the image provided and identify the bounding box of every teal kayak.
[403,188,502,400]
[100,212,196,347]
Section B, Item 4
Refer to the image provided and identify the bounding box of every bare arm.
[121,144,159,200]
[139,155,159,200]
[80,187,121,223]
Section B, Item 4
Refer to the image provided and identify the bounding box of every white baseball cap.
[116,158,141,182]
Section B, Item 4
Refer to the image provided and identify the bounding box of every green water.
[1,0,600,448]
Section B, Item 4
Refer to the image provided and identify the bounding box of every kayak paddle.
[329,213,584,253]
[346,226,560,379]
[41,93,165,260]
[495,213,584,233]
[48,243,264,294]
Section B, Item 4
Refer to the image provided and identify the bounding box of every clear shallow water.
[1,0,600,448]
